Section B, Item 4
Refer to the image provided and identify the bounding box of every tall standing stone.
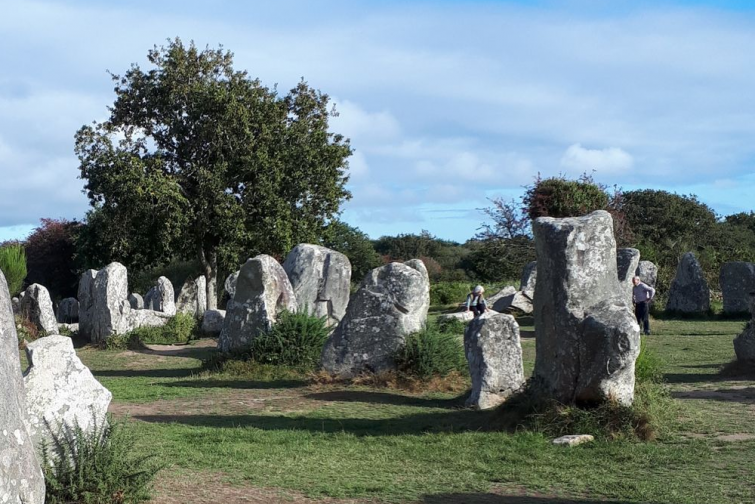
[78,269,98,339]
[520,261,537,300]
[218,255,298,352]
[89,262,131,342]
[24,335,112,450]
[635,260,658,289]
[532,210,640,406]
[151,277,176,316]
[666,252,710,314]
[128,292,144,310]
[57,297,80,323]
[617,248,641,307]
[176,276,208,319]
[321,260,430,377]
[19,283,58,335]
[282,244,352,327]
[464,313,524,409]
[720,262,755,314]
[0,270,45,504]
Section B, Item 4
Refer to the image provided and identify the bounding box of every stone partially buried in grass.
[552,434,594,447]
[464,312,524,409]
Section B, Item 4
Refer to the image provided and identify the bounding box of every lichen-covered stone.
[635,260,658,289]
[19,283,58,334]
[464,313,524,409]
[128,292,144,310]
[282,244,351,327]
[176,276,208,319]
[23,335,112,451]
[520,261,537,299]
[666,252,710,314]
[218,255,298,352]
[720,262,755,314]
[532,210,640,406]
[77,269,97,338]
[0,270,45,504]
[320,260,430,377]
[201,309,226,335]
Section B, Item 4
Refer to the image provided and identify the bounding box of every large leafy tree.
[76,39,352,307]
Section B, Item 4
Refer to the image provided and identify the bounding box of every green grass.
[75,318,755,504]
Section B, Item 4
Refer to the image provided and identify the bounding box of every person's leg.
[642,302,651,334]
[634,303,643,326]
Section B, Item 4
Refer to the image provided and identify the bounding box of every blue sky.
[2,0,755,243]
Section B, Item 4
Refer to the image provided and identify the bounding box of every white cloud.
[560,143,634,175]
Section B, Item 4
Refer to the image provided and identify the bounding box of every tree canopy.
[75,39,352,306]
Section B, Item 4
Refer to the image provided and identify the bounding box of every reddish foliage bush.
[25,218,81,300]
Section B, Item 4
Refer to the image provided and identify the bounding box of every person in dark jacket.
[632,276,656,335]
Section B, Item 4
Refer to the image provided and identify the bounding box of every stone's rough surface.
[201,309,226,334]
[282,244,352,326]
[128,292,144,310]
[224,271,240,301]
[88,263,131,342]
[176,276,208,318]
[438,310,477,322]
[143,286,157,311]
[532,210,641,406]
[23,335,112,450]
[666,252,710,314]
[154,277,176,315]
[552,434,594,447]
[492,291,533,314]
[125,310,171,330]
[520,261,537,299]
[19,283,58,334]
[617,248,641,306]
[218,255,298,352]
[321,260,431,377]
[0,271,45,504]
[720,262,755,314]
[464,313,524,409]
[77,269,98,338]
[734,321,755,361]
[636,260,658,289]
[486,286,516,308]
[57,297,79,323]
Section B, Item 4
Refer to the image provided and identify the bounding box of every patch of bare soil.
[149,470,380,504]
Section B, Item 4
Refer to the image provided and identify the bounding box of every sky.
[2,0,755,244]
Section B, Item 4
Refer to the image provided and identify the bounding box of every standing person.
[632,276,656,335]
[466,285,487,317]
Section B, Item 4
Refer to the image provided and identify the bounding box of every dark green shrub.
[250,310,329,369]
[430,282,471,306]
[0,243,27,295]
[635,338,664,384]
[434,316,467,335]
[103,333,144,351]
[120,313,199,347]
[395,328,467,380]
[42,417,162,504]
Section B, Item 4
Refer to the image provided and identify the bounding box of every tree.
[24,218,81,300]
[75,39,352,308]
[320,220,381,283]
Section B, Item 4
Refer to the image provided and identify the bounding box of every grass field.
[74,317,755,504]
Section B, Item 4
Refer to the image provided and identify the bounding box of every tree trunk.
[199,248,219,310]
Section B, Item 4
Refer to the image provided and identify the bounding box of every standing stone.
[464,313,524,409]
[492,291,533,314]
[532,210,640,406]
[0,270,45,504]
[635,260,658,289]
[283,244,351,327]
[617,248,641,307]
[89,263,131,342]
[78,269,98,339]
[128,292,144,310]
[19,283,58,335]
[143,286,156,310]
[720,262,755,314]
[487,286,516,308]
[520,261,537,299]
[57,297,79,323]
[218,255,298,352]
[224,271,239,301]
[201,309,226,335]
[666,252,710,314]
[152,277,176,316]
[321,260,430,377]
[23,335,112,450]
[176,276,208,319]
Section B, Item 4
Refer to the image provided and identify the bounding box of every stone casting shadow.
[422,494,638,504]
[164,379,307,390]
[131,408,493,435]
[93,367,198,379]
[304,390,465,409]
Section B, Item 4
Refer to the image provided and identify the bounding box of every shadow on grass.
[662,373,725,384]
[304,390,465,409]
[422,495,633,504]
[672,387,755,404]
[131,408,493,435]
[164,379,307,390]
[93,368,199,379]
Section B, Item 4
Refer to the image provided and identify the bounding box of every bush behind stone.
[395,328,467,380]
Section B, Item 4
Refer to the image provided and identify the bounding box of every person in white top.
[632,276,656,335]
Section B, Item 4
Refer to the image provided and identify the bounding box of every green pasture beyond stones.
[74,318,755,504]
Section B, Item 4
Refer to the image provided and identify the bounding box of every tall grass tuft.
[395,328,467,380]
[635,337,665,384]
[0,243,27,295]
[42,417,162,504]
[250,310,329,369]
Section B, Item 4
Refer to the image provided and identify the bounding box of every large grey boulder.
[464,312,524,409]
[77,269,98,338]
[666,252,710,314]
[125,309,171,331]
[617,248,641,307]
[282,244,352,327]
[532,210,640,406]
[486,286,516,308]
[635,260,658,289]
[128,292,144,310]
[0,271,45,504]
[320,260,430,377]
[176,276,208,319]
[87,263,131,343]
[492,290,533,314]
[201,309,226,335]
[734,320,755,362]
[150,277,176,316]
[57,297,79,323]
[218,255,298,352]
[19,283,58,335]
[23,335,112,450]
[520,261,537,299]
[720,262,755,314]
